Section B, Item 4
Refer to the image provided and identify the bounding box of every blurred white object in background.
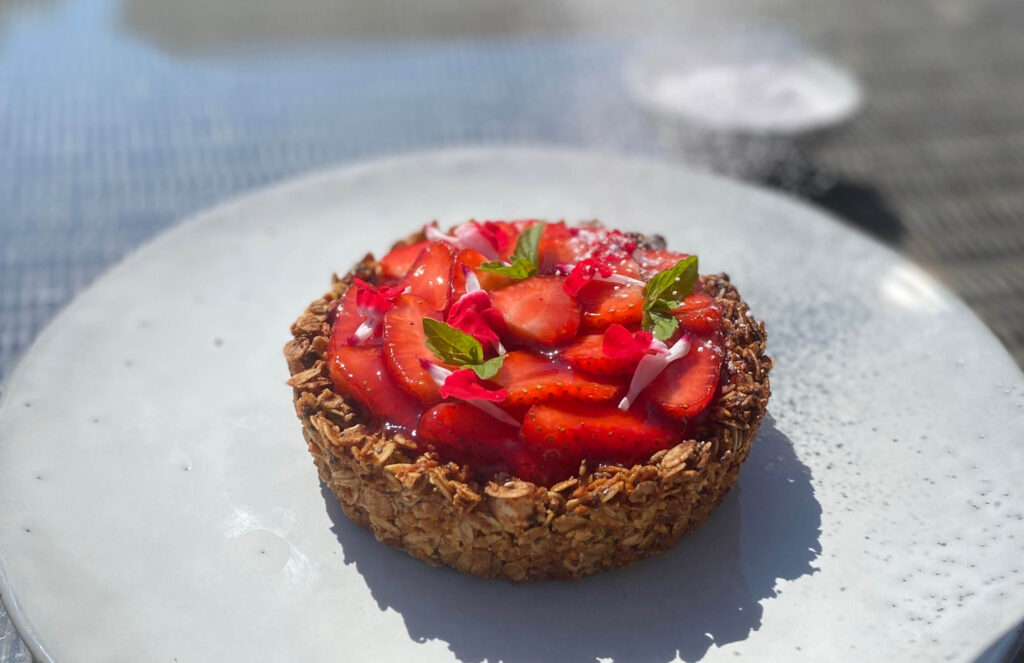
[626,26,862,180]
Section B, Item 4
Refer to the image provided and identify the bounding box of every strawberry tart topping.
[446,289,504,351]
[424,220,511,260]
[420,361,519,427]
[348,278,408,345]
[328,220,724,485]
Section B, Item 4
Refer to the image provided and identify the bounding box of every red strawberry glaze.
[331,221,725,485]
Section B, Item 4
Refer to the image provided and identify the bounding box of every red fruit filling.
[331,221,724,485]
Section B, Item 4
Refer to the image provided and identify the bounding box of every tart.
[284,220,771,581]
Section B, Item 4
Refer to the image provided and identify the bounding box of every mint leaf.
[477,257,537,279]
[423,319,506,379]
[643,255,698,306]
[423,318,485,366]
[646,297,683,315]
[645,311,680,342]
[641,256,698,340]
[512,221,544,265]
[477,222,545,280]
[470,355,506,380]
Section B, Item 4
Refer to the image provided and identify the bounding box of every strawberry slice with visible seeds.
[489,276,581,347]
[672,292,721,333]
[636,249,690,278]
[577,282,644,331]
[400,241,455,311]
[328,290,421,430]
[417,402,520,467]
[649,332,724,419]
[382,294,446,404]
[521,401,681,470]
[561,334,641,376]
[493,351,620,405]
[379,240,428,280]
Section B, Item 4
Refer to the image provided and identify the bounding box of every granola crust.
[283,239,772,582]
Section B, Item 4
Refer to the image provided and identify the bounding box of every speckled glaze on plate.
[0,148,1022,663]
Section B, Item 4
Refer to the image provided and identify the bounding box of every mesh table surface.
[1,0,1022,661]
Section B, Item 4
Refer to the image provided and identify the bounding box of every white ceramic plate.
[1,149,1022,663]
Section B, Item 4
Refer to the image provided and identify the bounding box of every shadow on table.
[803,179,905,246]
[321,415,821,663]
[761,164,906,246]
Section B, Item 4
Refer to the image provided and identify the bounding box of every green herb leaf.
[476,222,545,280]
[641,255,698,340]
[645,311,680,342]
[477,257,537,279]
[470,355,506,380]
[646,297,683,315]
[511,221,545,265]
[422,318,485,366]
[643,255,698,306]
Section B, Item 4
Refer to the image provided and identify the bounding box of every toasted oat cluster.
[284,221,771,581]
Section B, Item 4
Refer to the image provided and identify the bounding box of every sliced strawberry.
[399,241,455,311]
[636,249,690,278]
[493,351,620,405]
[451,248,511,297]
[416,402,520,467]
[561,334,641,376]
[672,292,722,333]
[507,443,581,487]
[537,222,583,272]
[379,241,428,280]
[328,294,421,430]
[577,282,644,331]
[649,332,724,419]
[382,294,445,404]
[489,276,581,347]
[606,255,643,279]
[521,401,681,470]
[329,286,363,340]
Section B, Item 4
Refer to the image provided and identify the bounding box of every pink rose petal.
[440,368,507,402]
[617,335,692,410]
[603,324,655,359]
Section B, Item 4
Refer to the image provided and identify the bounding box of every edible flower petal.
[447,290,502,348]
[440,368,508,402]
[480,221,512,255]
[461,263,482,294]
[617,334,692,410]
[348,278,408,345]
[603,324,654,359]
[563,257,614,296]
[353,278,405,314]
[420,360,519,426]
[594,273,646,288]
[425,221,501,260]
